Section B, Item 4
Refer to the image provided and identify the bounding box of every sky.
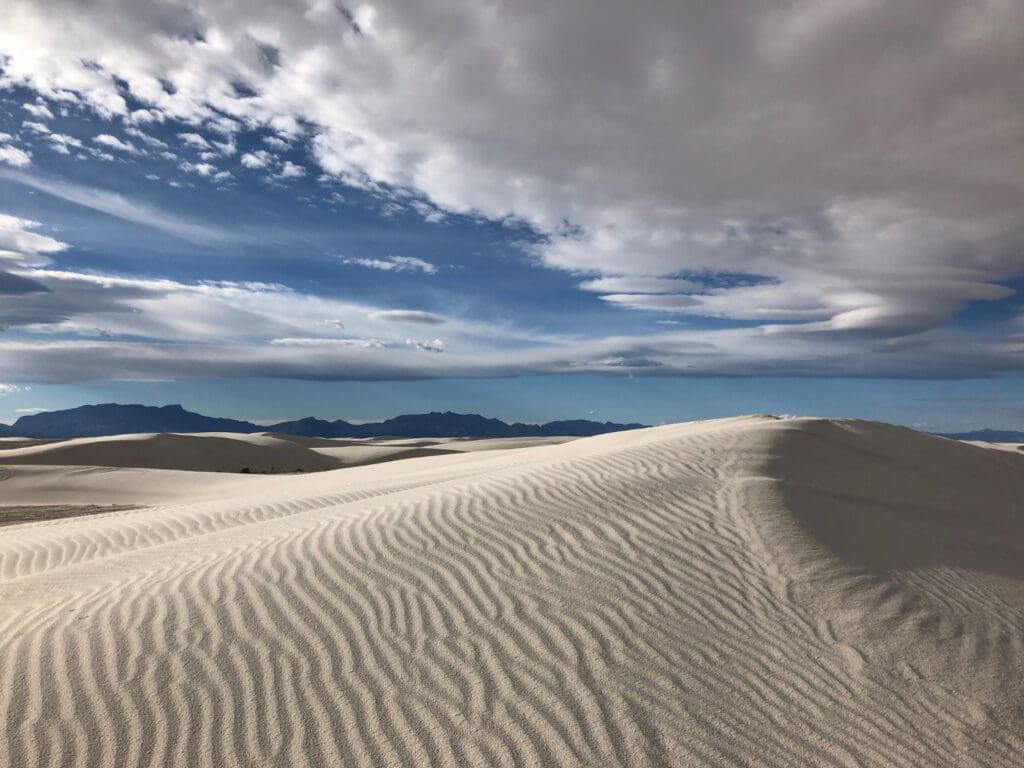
[0,0,1022,431]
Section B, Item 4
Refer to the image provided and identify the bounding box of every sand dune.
[0,431,575,475]
[1,416,1022,766]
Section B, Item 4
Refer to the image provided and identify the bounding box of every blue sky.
[1,1,1022,431]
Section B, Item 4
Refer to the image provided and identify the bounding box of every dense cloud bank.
[1,0,1023,381]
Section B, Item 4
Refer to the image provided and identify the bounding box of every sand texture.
[1,416,1022,766]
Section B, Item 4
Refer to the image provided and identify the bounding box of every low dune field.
[1,416,1022,766]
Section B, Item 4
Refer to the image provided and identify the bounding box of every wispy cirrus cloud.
[0,169,235,244]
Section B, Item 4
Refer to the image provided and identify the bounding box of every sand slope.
[1,416,1022,766]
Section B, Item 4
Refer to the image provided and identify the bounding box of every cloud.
[579,277,701,294]
[178,132,212,150]
[240,150,273,169]
[0,171,233,244]
[125,127,168,149]
[0,208,1021,383]
[0,1,1022,379]
[599,294,702,312]
[270,337,388,348]
[93,133,141,154]
[0,213,69,265]
[0,270,50,295]
[343,255,437,274]
[0,383,25,395]
[22,102,54,120]
[0,145,31,168]
[406,337,445,352]
[47,133,84,154]
[179,160,218,176]
[370,310,445,325]
[275,160,305,179]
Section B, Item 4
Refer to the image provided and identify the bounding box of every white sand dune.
[0,431,576,476]
[1,416,1023,766]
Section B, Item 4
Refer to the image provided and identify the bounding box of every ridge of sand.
[1,415,1022,766]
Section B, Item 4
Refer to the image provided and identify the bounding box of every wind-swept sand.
[1,416,1023,766]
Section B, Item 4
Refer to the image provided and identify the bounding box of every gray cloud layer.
[1,0,1023,381]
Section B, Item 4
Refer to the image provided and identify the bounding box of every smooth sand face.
[1,416,1022,766]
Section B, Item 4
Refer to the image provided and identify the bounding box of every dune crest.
[1,416,1022,766]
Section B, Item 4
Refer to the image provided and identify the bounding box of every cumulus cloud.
[240,149,273,169]
[22,102,53,120]
[0,0,1022,379]
[276,160,305,179]
[20,120,49,134]
[0,145,31,167]
[179,160,218,176]
[178,132,212,150]
[93,133,140,154]
[343,256,437,274]
[47,132,83,154]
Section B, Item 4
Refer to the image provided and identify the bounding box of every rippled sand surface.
[2,416,1022,766]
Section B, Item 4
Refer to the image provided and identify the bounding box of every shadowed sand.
[1,416,1022,766]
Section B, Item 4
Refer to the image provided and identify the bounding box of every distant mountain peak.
[0,403,646,439]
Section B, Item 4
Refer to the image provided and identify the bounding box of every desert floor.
[1,416,1022,766]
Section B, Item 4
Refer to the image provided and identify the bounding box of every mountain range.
[934,429,1024,443]
[0,403,646,439]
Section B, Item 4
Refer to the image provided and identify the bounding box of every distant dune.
[0,431,575,475]
[1,416,1022,766]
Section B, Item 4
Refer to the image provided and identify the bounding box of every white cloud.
[178,132,212,150]
[127,108,163,125]
[343,255,437,274]
[0,214,69,265]
[93,134,140,154]
[21,120,49,134]
[0,383,25,395]
[241,150,273,169]
[22,102,54,120]
[0,1,1022,379]
[179,160,218,176]
[47,133,83,154]
[0,208,1021,383]
[125,127,168,148]
[599,294,703,312]
[0,146,32,168]
[276,160,305,179]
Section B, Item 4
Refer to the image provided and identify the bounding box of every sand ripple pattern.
[1,416,1023,766]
